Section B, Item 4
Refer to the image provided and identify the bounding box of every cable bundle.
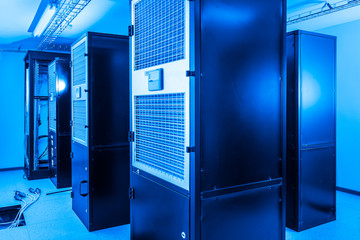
[5,188,41,229]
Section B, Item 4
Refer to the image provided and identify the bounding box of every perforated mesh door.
[72,38,88,146]
[73,42,86,86]
[134,0,185,70]
[73,100,87,142]
[48,62,56,132]
[134,93,187,187]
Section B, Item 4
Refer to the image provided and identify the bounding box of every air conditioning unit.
[48,58,72,189]
[71,32,130,231]
[129,0,286,239]
[24,51,69,180]
[286,30,336,232]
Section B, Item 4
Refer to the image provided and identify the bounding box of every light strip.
[288,0,360,25]
[33,5,57,37]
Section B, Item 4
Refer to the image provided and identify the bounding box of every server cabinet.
[71,32,130,231]
[286,30,336,231]
[48,58,72,188]
[129,0,286,239]
[24,51,70,180]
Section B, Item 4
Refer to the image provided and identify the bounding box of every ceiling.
[0,0,359,46]
[0,0,129,45]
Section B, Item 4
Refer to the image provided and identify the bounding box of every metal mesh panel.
[135,93,186,180]
[73,42,86,86]
[134,0,185,70]
[73,100,87,143]
[34,61,49,96]
[49,62,56,93]
[49,101,56,132]
[49,62,56,131]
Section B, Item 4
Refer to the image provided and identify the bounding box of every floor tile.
[0,225,30,240]
[2,170,360,239]
[27,218,99,240]
[95,224,130,240]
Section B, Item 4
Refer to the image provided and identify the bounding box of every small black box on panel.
[24,51,70,180]
[286,30,336,231]
[48,58,72,188]
[71,32,130,231]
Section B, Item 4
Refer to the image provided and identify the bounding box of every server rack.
[129,0,286,239]
[48,58,72,188]
[71,32,130,231]
[286,30,336,231]
[24,51,70,180]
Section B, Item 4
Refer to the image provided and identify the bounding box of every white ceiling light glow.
[33,5,57,37]
[28,0,91,50]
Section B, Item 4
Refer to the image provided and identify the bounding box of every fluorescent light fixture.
[28,0,58,37]
[33,5,56,37]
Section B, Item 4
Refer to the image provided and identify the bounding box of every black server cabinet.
[24,51,70,180]
[71,32,130,231]
[48,58,72,188]
[129,0,286,239]
[286,30,336,231]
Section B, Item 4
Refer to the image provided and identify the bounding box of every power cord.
[6,188,41,229]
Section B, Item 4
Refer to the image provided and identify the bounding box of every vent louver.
[134,0,185,70]
[49,62,56,132]
[134,93,186,181]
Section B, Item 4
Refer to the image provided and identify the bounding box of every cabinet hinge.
[129,187,135,199]
[70,152,74,159]
[71,192,74,198]
[186,71,195,77]
[129,25,134,37]
[186,146,195,153]
[70,120,73,127]
[128,131,135,142]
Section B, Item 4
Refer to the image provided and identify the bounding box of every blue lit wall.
[0,51,26,169]
[318,20,360,192]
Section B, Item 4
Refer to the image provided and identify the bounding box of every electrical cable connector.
[14,195,22,201]
[15,191,27,198]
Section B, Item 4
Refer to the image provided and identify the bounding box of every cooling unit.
[286,30,336,232]
[129,0,287,239]
[71,32,130,231]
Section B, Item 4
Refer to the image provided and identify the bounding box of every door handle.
[79,180,89,197]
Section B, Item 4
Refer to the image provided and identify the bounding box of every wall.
[0,51,26,169]
[317,20,360,192]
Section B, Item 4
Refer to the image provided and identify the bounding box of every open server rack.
[24,51,69,180]
[71,32,130,231]
[129,0,286,239]
[286,30,336,231]
[48,57,72,188]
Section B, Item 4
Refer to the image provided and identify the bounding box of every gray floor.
[0,169,359,239]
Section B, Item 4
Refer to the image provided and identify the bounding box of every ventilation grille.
[34,61,49,96]
[49,101,56,131]
[73,42,86,86]
[135,93,186,180]
[134,0,185,70]
[73,100,87,143]
[48,62,56,93]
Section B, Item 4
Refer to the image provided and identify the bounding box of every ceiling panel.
[0,0,41,44]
